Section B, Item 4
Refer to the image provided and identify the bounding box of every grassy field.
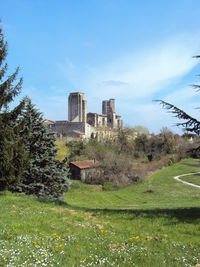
[181,173,200,186]
[0,158,200,266]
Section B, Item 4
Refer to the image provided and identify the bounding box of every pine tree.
[155,56,200,133]
[17,99,69,202]
[155,100,200,135]
[0,23,26,190]
[155,56,200,154]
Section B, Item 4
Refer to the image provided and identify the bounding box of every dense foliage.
[0,23,26,190]
[13,100,69,201]
[65,127,193,186]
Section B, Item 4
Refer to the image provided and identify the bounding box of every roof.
[70,92,84,95]
[43,120,56,125]
[70,160,98,169]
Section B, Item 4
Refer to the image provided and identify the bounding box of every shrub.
[66,140,86,160]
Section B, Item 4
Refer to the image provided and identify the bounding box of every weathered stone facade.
[88,98,122,130]
[46,92,123,140]
[68,92,87,122]
[87,113,108,128]
[102,98,115,114]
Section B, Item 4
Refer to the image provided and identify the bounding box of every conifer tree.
[155,56,200,154]
[0,23,26,190]
[17,99,69,202]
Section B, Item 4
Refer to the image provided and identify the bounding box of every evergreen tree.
[156,56,200,134]
[155,56,200,154]
[0,23,26,190]
[17,99,69,202]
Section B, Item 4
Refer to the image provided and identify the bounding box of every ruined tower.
[102,99,115,115]
[102,98,122,129]
[68,92,87,122]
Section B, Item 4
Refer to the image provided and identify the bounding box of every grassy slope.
[0,158,199,267]
[181,173,200,186]
[67,158,200,209]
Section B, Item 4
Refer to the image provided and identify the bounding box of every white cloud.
[81,34,200,100]
[120,100,200,134]
[53,33,200,131]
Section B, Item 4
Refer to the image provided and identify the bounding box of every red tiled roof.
[70,160,98,169]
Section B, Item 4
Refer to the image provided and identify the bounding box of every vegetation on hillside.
[65,127,197,186]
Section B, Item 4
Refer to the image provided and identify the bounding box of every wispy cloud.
[121,101,200,134]
[81,34,200,101]
[54,33,200,131]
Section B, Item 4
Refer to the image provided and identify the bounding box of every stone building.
[69,160,99,182]
[47,92,123,140]
[87,113,107,128]
[68,92,87,122]
[87,98,122,129]
[102,98,115,114]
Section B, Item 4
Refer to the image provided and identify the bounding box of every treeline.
[0,25,69,201]
[66,127,197,187]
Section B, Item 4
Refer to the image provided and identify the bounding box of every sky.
[1,0,200,133]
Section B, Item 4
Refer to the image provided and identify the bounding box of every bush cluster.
[65,127,196,187]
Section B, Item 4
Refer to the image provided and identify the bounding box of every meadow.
[181,173,200,186]
[0,158,199,266]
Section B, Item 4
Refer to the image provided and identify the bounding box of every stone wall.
[50,121,96,140]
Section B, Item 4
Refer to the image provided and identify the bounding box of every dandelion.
[146,235,152,241]
[129,236,139,241]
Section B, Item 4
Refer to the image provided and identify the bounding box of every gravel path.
[174,172,200,189]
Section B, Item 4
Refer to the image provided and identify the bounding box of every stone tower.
[68,92,87,122]
[102,98,115,115]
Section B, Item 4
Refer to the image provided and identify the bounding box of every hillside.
[0,158,200,266]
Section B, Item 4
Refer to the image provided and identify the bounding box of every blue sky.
[1,0,200,133]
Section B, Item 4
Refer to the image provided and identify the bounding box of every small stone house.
[69,160,99,182]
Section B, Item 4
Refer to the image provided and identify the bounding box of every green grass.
[67,158,200,210]
[181,173,200,186]
[0,158,200,266]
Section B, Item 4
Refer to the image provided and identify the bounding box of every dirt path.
[174,172,200,189]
